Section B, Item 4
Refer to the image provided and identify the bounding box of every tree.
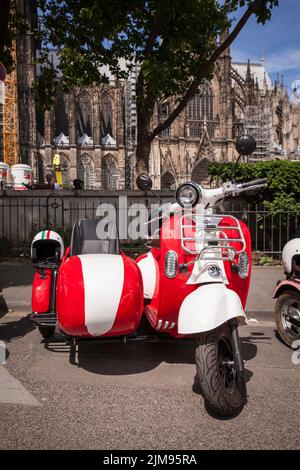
[0,0,17,71]
[36,0,279,174]
[208,160,300,212]
[0,1,27,73]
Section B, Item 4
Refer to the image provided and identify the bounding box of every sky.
[230,0,300,94]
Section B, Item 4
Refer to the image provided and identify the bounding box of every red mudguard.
[32,269,53,313]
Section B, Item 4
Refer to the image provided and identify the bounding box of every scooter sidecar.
[31,219,144,339]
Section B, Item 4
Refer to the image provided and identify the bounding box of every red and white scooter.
[30,143,267,417]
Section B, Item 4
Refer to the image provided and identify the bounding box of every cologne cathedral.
[10,1,300,190]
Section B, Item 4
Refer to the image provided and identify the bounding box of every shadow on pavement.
[42,328,273,421]
[42,329,272,379]
[0,262,33,315]
[44,336,196,375]
[0,295,8,317]
[0,315,34,342]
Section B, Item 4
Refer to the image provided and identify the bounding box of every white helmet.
[282,238,300,274]
[31,230,64,262]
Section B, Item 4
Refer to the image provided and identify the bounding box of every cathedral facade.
[16,1,300,190]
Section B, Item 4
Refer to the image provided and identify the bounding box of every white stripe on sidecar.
[79,254,124,336]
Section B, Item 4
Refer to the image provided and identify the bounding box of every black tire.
[275,292,300,348]
[38,326,55,339]
[195,323,246,417]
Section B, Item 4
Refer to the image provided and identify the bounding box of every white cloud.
[265,48,300,73]
[231,46,300,76]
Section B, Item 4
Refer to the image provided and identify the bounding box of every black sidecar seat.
[70,218,120,256]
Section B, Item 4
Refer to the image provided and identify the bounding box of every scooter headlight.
[175,183,200,208]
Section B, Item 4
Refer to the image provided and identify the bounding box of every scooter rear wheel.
[275,292,300,348]
[195,324,246,418]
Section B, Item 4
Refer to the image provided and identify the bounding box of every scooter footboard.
[56,253,144,337]
[178,283,246,334]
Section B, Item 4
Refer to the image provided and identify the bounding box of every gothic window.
[187,82,213,121]
[158,102,169,120]
[189,123,202,138]
[100,92,113,138]
[76,92,92,137]
[54,94,69,136]
[191,158,210,184]
[161,172,176,190]
[77,154,95,189]
[101,155,118,190]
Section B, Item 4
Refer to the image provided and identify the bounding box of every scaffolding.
[124,65,138,189]
[3,42,19,166]
[244,105,271,162]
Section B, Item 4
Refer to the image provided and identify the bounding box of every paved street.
[0,261,283,317]
[0,261,299,450]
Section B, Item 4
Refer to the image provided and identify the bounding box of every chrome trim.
[238,252,249,278]
[163,321,169,329]
[164,250,178,278]
[180,214,246,260]
[157,320,162,329]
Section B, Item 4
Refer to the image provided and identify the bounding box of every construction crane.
[3,40,19,165]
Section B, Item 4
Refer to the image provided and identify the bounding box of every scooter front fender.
[178,283,246,334]
[273,279,300,298]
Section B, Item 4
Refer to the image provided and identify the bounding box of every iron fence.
[0,190,299,257]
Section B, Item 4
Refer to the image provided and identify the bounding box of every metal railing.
[0,191,299,256]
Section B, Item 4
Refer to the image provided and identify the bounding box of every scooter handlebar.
[238,178,267,190]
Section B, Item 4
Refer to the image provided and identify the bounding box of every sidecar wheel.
[195,324,246,417]
[38,326,55,339]
[275,292,300,348]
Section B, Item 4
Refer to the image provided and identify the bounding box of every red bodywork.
[55,252,144,337]
[137,214,252,338]
[32,269,53,313]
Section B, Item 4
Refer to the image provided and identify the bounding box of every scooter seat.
[70,218,120,256]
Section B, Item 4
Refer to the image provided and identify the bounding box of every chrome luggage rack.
[180,214,246,261]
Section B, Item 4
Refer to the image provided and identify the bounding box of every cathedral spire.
[260,48,264,67]
[246,59,252,82]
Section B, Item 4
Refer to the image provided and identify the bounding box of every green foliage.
[34,0,279,168]
[208,160,300,212]
[259,255,273,266]
[36,1,279,112]
[0,2,28,72]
